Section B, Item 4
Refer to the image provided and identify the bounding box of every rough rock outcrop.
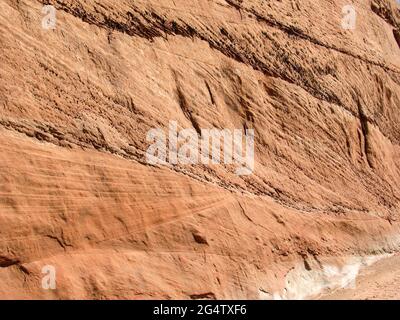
[0,0,399,299]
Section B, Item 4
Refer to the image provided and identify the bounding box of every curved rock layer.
[0,0,399,299]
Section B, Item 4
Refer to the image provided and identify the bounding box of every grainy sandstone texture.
[0,0,400,299]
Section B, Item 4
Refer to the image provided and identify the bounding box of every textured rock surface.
[0,0,400,299]
[321,253,400,300]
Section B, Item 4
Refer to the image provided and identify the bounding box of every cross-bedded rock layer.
[0,0,399,299]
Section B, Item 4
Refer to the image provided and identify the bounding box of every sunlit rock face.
[0,0,400,299]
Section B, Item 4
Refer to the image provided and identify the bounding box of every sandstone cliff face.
[0,0,399,299]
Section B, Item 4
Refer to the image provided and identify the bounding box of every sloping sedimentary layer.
[0,0,399,299]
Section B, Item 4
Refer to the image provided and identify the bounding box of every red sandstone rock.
[0,0,400,299]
